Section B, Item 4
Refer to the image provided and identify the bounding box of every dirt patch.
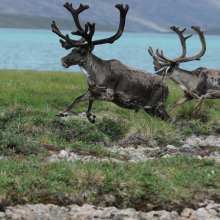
[118,133,157,148]
[146,145,220,158]
[38,192,83,206]
[43,144,65,153]
[73,146,130,162]
[4,191,83,208]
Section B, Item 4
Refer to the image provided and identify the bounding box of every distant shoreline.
[1,13,220,35]
[0,13,119,32]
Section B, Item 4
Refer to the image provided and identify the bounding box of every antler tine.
[65,4,129,49]
[150,25,194,67]
[182,25,206,61]
[51,3,90,50]
[148,25,197,70]
[51,21,66,40]
[71,22,95,46]
[92,4,129,45]
[170,25,193,60]
[148,47,173,71]
[155,49,176,63]
[51,20,79,49]
[63,2,89,31]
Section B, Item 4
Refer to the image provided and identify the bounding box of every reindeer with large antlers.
[51,2,171,123]
[148,25,218,118]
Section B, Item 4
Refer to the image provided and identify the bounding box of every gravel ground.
[0,200,220,219]
[47,133,220,164]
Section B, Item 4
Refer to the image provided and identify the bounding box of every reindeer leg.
[192,91,220,118]
[86,100,96,123]
[192,97,205,118]
[56,90,93,117]
[168,94,193,113]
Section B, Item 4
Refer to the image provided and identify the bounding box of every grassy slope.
[0,69,220,211]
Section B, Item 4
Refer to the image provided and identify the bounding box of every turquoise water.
[0,28,220,73]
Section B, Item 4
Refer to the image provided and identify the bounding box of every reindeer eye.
[81,50,85,55]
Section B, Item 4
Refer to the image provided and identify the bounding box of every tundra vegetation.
[0,69,220,212]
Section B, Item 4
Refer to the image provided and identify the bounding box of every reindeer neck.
[168,68,198,92]
[79,53,104,86]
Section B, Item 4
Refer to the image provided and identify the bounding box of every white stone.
[166,145,177,150]
[205,135,217,142]
[59,150,68,158]
[182,144,191,148]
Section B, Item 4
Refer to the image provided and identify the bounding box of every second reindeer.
[148,25,220,118]
[52,2,171,123]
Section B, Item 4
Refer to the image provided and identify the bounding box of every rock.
[205,135,217,142]
[112,208,137,218]
[162,154,170,158]
[205,200,215,204]
[0,212,6,218]
[181,208,193,218]
[197,156,202,160]
[145,147,160,151]
[207,208,218,216]
[170,211,179,218]
[166,145,177,150]
[59,150,68,158]
[99,207,118,218]
[146,204,154,211]
[148,138,157,147]
[198,202,206,207]
[213,151,220,158]
[3,202,220,220]
[182,144,192,148]
[126,147,135,151]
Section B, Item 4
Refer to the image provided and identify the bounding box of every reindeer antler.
[52,2,129,50]
[51,2,89,49]
[148,25,206,71]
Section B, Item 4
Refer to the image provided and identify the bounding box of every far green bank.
[0,13,118,32]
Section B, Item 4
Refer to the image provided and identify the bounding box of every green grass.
[1,69,220,211]
[0,156,219,211]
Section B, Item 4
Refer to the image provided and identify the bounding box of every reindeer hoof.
[55,112,68,117]
[88,114,96,124]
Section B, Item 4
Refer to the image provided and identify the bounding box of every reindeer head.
[51,2,129,68]
[148,25,206,79]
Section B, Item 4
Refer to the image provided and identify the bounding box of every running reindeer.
[148,25,218,118]
[51,2,171,123]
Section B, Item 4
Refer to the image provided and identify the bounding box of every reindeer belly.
[92,64,168,110]
[113,82,167,110]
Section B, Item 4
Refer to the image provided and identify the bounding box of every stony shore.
[1,200,220,220]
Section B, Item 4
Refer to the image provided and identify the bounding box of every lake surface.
[0,28,220,73]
